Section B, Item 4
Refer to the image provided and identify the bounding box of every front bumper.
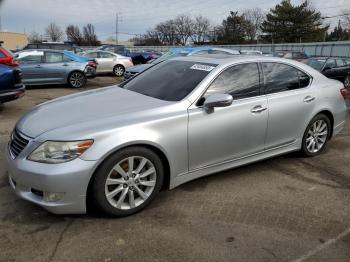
[84,66,97,78]
[0,85,25,103]
[6,144,98,214]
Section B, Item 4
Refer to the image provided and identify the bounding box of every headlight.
[28,140,93,164]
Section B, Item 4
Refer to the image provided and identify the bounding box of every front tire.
[68,71,86,88]
[113,65,125,77]
[301,114,331,157]
[90,146,164,217]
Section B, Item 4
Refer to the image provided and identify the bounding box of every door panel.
[262,62,315,149]
[188,97,268,170]
[265,89,315,149]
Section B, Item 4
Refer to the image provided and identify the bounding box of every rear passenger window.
[336,59,345,67]
[45,52,64,63]
[205,63,260,99]
[262,63,309,94]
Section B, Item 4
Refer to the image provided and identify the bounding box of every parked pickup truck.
[96,45,161,64]
[0,64,25,104]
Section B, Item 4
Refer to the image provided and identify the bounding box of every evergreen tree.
[261,0,328,43]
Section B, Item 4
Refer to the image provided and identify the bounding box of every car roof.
[171,55,311,68]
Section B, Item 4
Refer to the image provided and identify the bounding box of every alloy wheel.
[114,66,125,77]
[305,119,328,153]
[104,156,157,210]
[70,72,85,88]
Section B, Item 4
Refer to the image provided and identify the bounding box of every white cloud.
[0,0,349,40]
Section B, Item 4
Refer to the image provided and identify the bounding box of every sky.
[0,0,349,41]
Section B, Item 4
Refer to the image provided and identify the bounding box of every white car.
[240,50,263,55]
[84,50,133,77]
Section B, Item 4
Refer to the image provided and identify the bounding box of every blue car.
[15,50,97,88]
[0,64,25,104]
[124,47,240,80]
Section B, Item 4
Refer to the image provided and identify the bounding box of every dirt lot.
[0,76,350,262]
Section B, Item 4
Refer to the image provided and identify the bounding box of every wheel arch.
[86,142,171,208]
[67,70,86,84]
[312,109,334,139]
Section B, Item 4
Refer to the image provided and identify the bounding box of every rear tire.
[301,114,331,157]
[113,65,125,77]
[90,146,164,217]
[68,71,86,88]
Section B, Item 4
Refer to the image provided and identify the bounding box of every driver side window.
[205,63,260,100]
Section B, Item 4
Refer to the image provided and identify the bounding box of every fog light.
[43,192,65,202]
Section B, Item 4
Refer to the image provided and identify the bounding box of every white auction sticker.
[190,64,215,72]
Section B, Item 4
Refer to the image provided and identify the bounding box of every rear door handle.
[35,65,42,68]
[303,96,315,103]
[251,105,268,113]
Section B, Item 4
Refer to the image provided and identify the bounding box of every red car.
[0,45,18,66]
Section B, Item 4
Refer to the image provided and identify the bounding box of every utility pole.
[0,16,2,32]
[116,13,118,45]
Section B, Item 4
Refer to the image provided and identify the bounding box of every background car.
[16,49,97,88]
[0,64,25,104]
[13,41,84,53]
[83,50,133,76]
[239,50,263,55]
[124,47,240,80]
[96,45,153,64]
[304,57,350,88]
[0,44,18,66]
[274,50,309,61]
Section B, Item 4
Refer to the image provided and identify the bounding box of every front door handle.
[303,96,315,103]
[35,65,42,68]
[251,105,268,113]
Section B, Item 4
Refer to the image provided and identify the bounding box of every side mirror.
[204,93,233,113]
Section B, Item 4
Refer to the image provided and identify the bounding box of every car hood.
[127,64,153,73]
[16,86,171,138]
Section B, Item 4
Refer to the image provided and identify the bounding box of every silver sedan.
[6,56,347,216]
[84,50,133,77]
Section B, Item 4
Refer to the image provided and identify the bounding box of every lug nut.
[123,184,128,188]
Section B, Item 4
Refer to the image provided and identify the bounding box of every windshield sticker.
[190,64,215,72]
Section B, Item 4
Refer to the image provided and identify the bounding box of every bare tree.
[191,15,211,44]
[45,23,64,42]
[174,14,194,45]
[155,20,180,45]
[66,25,83,45]
[28,31,43,44]
[243,8,265,42]
[83,24,99,46]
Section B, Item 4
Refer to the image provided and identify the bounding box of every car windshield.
[305,59,326,71]
[151,51,190,64]
[122,60,217,101]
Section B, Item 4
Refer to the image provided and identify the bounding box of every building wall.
[0,32,28,50]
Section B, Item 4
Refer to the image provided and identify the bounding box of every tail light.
[13,69,22,84]
[340,87,348,100]
[87,60,97,68]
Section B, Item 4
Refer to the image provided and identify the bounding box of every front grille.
[10,129,29,158]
